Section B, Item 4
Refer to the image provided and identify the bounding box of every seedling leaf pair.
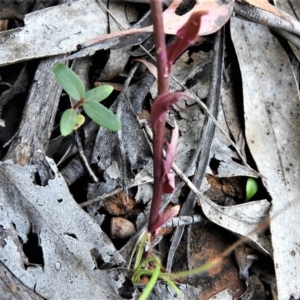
[83,101,120,131]
[53,63,121,136]
[53,63,85,101]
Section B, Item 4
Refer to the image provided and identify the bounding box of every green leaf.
[74,114,85,130]
[53,63,85,100]
[60,108,77,136]
[83,101,121,131]
[84,85,113,103]
[246,178,258,201]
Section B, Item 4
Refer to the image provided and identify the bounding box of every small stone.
[111,217,136,239]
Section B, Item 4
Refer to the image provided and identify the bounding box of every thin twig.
[80,187,122,208]
[162,214,204,228]
[73,130,99,183]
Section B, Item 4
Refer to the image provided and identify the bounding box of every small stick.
[80,187,122,208]
[162,214,204,228]
[73,130,99,183]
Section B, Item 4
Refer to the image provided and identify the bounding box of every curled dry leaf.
[231,17,300,299]
[80,0,234,49]
[234,0,300,36]
[199,197,272,255]
[244,0,286,18]
[132,58,158,78]
[162,0,234,35]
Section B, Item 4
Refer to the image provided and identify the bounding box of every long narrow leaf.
[84,85,113,102]
[53,63,85,100]
[60,108,77,136]
[83,101,121,131]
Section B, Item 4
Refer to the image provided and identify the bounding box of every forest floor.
[0,1,299,299]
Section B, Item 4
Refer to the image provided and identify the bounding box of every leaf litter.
[0,0,300,299]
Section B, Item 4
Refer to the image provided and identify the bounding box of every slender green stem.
[138,263,161,300]
[137,256,155,271]
[170,259,221,279]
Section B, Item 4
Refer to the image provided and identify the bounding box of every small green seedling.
[246,177,258,201]
[53,63,121,136]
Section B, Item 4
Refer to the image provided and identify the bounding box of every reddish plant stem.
[73,98,85,110]
[148,0,170,233]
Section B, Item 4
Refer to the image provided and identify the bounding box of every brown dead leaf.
[132,58,157,79]
[162,0,234,36]
[80,0,234,49]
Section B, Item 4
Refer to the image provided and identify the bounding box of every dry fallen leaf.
[231,17,300,299]
[80,0,234,49]
[0,158,125,299]
[132,58,158,78]
[0,0,110,66]
[200,197,271,255]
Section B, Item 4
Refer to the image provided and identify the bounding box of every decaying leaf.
[0,158,125,299]
[0,0,110,66]
[79,0,234,49]
[199,197,271,255]
[231,17,300,299]
[132,58,158,78]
